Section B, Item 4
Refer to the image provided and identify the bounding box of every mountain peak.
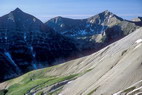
[99,10,123,21]
[56,16,63,18]
[102,10,113,15]
[104,10,111,13]
[13,8,23,13]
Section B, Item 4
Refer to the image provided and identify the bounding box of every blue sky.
[0,0,142,22]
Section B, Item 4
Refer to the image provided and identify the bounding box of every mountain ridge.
[0,8,141,82]
[46,10,139,50]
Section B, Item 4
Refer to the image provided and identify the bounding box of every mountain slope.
[46,11,139,50]
[0,27,142,95]
[0,8,140,84]
[46,10,123,35]
[0,8,78,82]
[60,27,142,95]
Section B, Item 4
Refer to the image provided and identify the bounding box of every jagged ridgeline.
[0,8,141,82]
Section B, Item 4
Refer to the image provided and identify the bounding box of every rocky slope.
[0,27,142,95]
[59,27,142,95]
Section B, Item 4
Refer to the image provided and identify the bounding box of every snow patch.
[29,46,33,51]
[107,14,113,23]
[127,86,142,95]
[90,19,95,23]
[135,39,142,44]
[5,36,7,40]
[29,46,36,58]
[24,33,27,40]
[109,14,113,18]
[60,24,64,27]
[134,44,141,50]
[135,92,142,95]
[67,81,72,84]
[33,53,36,58]
[61,31,68,34]
[4,52,17,67]
[100,26,105,33]
[8,13,15,22]
[98,19,101,24]
[33,18,36,22]
[33,64,37,69]
[113,91,122,95]
[58,94,63,95]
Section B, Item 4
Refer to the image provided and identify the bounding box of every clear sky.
[0,0,142,22]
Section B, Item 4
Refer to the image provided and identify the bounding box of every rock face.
[46,10,139,50]
[0,8,77,82]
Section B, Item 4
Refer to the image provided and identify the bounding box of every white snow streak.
[8,13,15,22]
[60,24,64,27]
[33,64,37,69]
[113,91,123,95]
[24,33,27,40]
[33,18,36,22]
[135,39,142,44]
[5,36,7,40]
[4,52,17,67]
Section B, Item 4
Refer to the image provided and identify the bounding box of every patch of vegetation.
[121,50,127,56]
[4,60,87,95]
[36,91,43,95]
[6,74,79,95]
[0,89,8,95]
[7,77,53,95]
[123,86,136,93]
[32,74,79,91]
[86,68,93,73]
[87,86,100,95]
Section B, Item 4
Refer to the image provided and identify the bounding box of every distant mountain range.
[46,10,140,50]
[0,8,141,82]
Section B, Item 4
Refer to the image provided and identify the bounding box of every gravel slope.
[59,27,142,95]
